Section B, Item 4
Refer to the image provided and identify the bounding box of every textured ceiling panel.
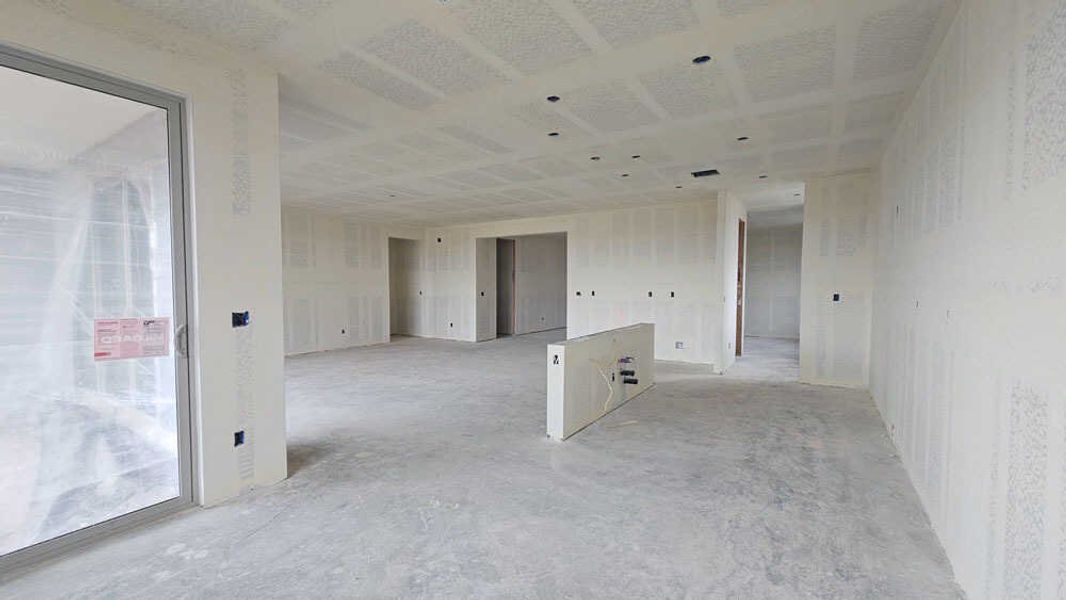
[482,163,541,183]
[362,20,507,94]
[735,27,836,101]
[854,1,944,81]
[570,0,699,47]
[564,81,660,133]
[520,156,585,178]
[511,101,586,135]
[772,144,829,171]
[443,168,508,188]
[439,125,511,154]
[845,93,906,131]
[640,62,735,118]
[718,0,772,17]
[760,104,833,143]
[716,154,766,174]
[274,0,334,18]
[115,0,288,49]
[448,0,592,74]
[319,52,440,110]
[837,138,885,164]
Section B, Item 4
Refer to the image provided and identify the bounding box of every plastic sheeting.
[0,65,181,556]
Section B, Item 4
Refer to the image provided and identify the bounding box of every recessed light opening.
[548,132,559,137]
[590,156,601,160]
[736,136,750,142]
[631,155,641,159]
[758,174,768,179]
[691,169,720,178]
[546,95,560,102]
[692,55,712,64]
[621,173,630,177]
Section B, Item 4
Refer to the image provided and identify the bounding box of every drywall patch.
[319,52,439,110]
[362,20,506,94]
[447,0,591,75]
[734,27,836,102]
[228,68,251,215]
[571,0,697,48]
[1004,382,1048,599]
[1023,0,1066,189]
[639,62,736,118]
[853,0,944,81]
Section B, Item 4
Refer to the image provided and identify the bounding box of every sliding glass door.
[0,46,192,563]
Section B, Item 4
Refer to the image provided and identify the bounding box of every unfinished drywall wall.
[389,238,421,337]
[871,0,1066,598]
[546,323,654,440]
[448,199,725,366]
[474,238,496,341]
[282,207,388,354]
[746,224,803,339]
[514,234,567,335]
[799,172,875,388]
[718,193,748,371]
[0,1,286,504]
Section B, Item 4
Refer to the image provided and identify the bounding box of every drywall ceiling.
[748,205,804,228]
[110,0,958,226]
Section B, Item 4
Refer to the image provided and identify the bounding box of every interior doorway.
[388,237,419,338]
[736,219,747,356]
[496,238,515,336]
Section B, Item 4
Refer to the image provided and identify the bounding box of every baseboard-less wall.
[745,224,802,339]
[870,1,1066,598]
[282,207,388,354]
[513,234,566,335]
[799,172,875,388]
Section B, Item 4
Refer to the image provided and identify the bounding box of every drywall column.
[745,224,802,338]
[799,172,875,388]
[496,238,515,335]
[282,207,388,354]
[0,2,286,503]
[513,234,567,334]
[474,238,497,341]
[870,1,1066,597]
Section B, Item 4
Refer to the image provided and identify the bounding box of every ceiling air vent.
[691,169,720,178]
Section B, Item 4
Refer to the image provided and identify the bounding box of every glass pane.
[0,64,181,555]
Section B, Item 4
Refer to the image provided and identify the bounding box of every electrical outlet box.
[231,311,250,327]
[675,341,684,349]
[233,430,245,447]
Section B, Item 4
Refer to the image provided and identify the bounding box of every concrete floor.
[1,330,961,598]
[724,336,800,382]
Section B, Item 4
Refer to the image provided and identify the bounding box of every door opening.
[496,238,516,337]
[736,219,747,356]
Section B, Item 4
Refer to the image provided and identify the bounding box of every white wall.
[403,199,726,366]
[746,224,802,339]
[799,172,875,388]
[871,1,1066,598]
[513,234,567,335]
[1,1,286,504]
[282,206,388,354]
[474,237,496,341]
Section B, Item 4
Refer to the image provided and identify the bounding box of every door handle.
[175,323,189,357]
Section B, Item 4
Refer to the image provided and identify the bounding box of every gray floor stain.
[0,330,962,599]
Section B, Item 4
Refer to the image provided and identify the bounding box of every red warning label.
[93,317,171,361]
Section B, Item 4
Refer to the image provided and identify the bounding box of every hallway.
[725,337,800,382]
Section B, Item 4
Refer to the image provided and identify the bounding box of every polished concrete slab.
[1,330,961,598]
